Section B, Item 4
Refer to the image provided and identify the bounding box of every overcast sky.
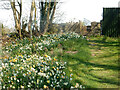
[0,0,119,28]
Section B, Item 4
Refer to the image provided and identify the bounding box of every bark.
[34,2,38,35]
[28,0,35,38]
[10,0,22,39]
[49,0,56,24]
[39,0,57,35]
[43,0,51,34]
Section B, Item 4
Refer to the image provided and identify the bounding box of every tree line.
[1,0,57,39]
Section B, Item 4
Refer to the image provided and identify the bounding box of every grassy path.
[86,37,119,88]
[49,36,119,88]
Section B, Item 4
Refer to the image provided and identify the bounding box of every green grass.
[48,36,119,88]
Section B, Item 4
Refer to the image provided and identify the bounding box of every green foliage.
[1,32,85,89]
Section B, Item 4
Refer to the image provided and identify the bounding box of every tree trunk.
[49,0,56,24]
[42,0,51,34]
[10,0,22,39]
[28,0,35,38]
[34,1,39,36]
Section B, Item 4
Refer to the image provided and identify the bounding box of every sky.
[0,0,119,28]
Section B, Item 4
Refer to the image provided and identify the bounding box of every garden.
[0,32,119,89]
[0,0,119,89]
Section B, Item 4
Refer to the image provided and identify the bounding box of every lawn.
[47,36,119,88]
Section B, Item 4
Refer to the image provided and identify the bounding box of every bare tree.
[10,0,22,39]
[39,0,57,35]
[28,0,35,38]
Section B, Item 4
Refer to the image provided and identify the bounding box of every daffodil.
[44,54,48,57]
[33,65,35,68]
[9,60,12,63]
[43,85,48,89]
[53,58,56,61]
[21,85,24,88]
[29,72,31,75]
[47,80,50,83]
[19,67,24,70]
[13,59,17,62]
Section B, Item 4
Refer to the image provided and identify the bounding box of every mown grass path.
[86,37,119,88]
[51,36,119,88]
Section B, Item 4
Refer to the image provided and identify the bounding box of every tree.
[10,0,22,39]
[28,0,35,38]
[39,0,57,35]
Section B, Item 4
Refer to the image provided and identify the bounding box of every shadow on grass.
[97,53,118,59]
[88,39,119,47]
[63,55,119,71]
[82,70,119,86]
[62,54,119,88]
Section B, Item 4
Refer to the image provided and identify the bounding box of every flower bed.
[0,32,86,89]
[1,54,73,89]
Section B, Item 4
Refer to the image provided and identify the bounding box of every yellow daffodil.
[44,54,48,57]
[43,85,48,89]
[9,60,12,63]
[47,80,50,83]
[40,70,43,73]
[53,58,56,61]
[33,65,35,68]
[19,67,24,70]
[29,72,31,75]
[52,67,55,69]
[26,58,31,61]
[19,54,23,58]
[13,59,17,62]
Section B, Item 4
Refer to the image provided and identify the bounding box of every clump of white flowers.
[1,32,86,89]
[0,54,72,89]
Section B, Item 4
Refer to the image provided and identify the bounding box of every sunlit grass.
[48,36,119,88]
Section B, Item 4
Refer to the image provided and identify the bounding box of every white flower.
[12,86,15,89]
[10,85,12,87]
[5,63,8,66]
[2,63,4,66]
[11,77,13,80]
[70,74,73,77]
[10,62,14,65]
[23,73,26,77]
[64,62,67,64]
[0,67,2,71]
[14,77,16,80]
[39,56,43,60]
[17,80,19,82]
[38,72,46,77]
[75,83,79,88]
[21,85,24,88]
[28,85,30,87]
[3,86,5,89]
[46,75,49,79]
[79,85,82,88]
[70,78,72,80]
[31,67,35,72]
[64,82,68,85]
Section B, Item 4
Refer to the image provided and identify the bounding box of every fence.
[102,8,120,37]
